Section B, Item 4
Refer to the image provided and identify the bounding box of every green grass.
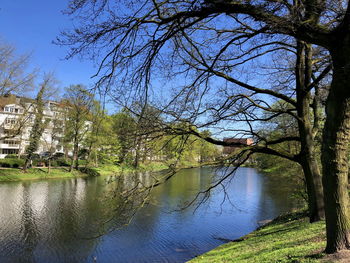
[0,161,211,181]
[0,168,88,182]
[189,211,328,263]
[138,162,169,171]
[94,164,124,176]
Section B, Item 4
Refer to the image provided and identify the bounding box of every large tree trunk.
[69,129,80,172]
[322,49,350,253]
[48,159,51,174]
[296,41,325,222]
[299,141,324,222]
[70,143,79,172]
[133,145,140,168]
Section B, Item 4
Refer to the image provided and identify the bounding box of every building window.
[1,149,19,154]
[5,118,17,124]
[3,106,23,114]
[3,140,19,146]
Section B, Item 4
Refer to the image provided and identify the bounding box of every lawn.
[0,167,88,182]
[189,211,330,263]
[0,162,171,182]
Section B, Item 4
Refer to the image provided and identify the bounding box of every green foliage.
[0,158,25,168]
[24,84,46,168]
[110,111,137,164]
[75,102,221,169]
[51,158,70,167]
[255,101,308,206]
[255,153,307,206]
[155,132,220,168]
[86,113,121,165]
[0,168,89,182]
[77,167,100,177]
[4,154,18,159]
[64,84,93,169]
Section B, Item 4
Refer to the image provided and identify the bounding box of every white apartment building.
[0,94,66,158]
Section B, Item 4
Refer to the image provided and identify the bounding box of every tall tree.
[64,85,93,172]
[111,110,137,165]
[0,40,35,96]
[23,76,53,171]
[58,0,350,252]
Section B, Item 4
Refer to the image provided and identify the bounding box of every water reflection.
[0,167,297,263]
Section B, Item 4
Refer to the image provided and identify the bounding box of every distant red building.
[222,138,254,155]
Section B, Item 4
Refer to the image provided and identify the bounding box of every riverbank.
[0,162,171,182]
[189,211,340,263]
[0,167,89,182]
[0,161,216,182]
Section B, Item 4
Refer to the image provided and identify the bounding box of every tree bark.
[48,159,51,174]
[299,144,324,222]
[296,41,325,222]
[322,48,350,253]
[70,142,79,172]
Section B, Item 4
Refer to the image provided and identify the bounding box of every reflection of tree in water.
[98,167,220,232]
[98,171,159,232]
[19,183,39,263]
[0,167,300,262]
[256,173,301,221]
[39,178,103,262]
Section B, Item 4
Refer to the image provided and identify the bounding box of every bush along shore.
[188,210,350,263]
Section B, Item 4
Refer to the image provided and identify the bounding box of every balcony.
[0,143,20,149]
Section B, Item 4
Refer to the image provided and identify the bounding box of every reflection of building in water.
[0,178,100,262]
[222,138,254,155]
[119,171,156,191]
[246,168,256,195]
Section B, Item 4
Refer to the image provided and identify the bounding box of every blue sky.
[0,0,96,90]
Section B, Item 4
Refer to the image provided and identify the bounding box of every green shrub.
[0,162,11,168]
[52,158,70,167]
[78,159,87,165]
[52,152,65,159]
[4,154,18,159]
[12,163,20,168]
[78,167,100,177]
[0,158,25,168]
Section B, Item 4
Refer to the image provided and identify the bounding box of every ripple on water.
[0,167,298,263]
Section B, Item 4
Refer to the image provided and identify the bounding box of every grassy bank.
[0,161,170,182]
[0,161,211,182]
[189,211,334,263]
[0,167,89,182]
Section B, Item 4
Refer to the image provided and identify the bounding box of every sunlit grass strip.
[190,212,326,263]
[0,168,88,182]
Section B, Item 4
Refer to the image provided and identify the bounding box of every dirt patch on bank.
[322,250,350,262]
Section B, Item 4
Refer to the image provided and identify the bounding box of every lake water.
[0,167,298,262]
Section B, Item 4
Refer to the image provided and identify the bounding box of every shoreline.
[0,167,91,182]
[0,162,246,183]
[0,162,202,182]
